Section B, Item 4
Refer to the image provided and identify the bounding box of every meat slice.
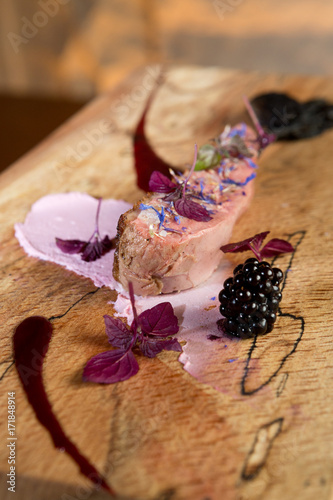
[113,124,260,296]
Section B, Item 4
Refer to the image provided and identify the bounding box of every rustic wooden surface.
[0,66,333,500]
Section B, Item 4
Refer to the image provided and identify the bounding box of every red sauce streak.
[133,81,173,191]
[13,316,114,496]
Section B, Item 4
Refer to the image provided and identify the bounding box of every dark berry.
[273,268,283,284]
[241,301,258,315]
[258,303,268,315]
[233,273,244,286]
[253,292,267,304]
[237,322,253,339]
[259,266,274,279]
[244,257,259,265]
[218,260,284,339]
[268,297,279,311]
[257,280,273,294]
[266,311,277,324]
[243,262,259,274]
[246,272,261,287]
[236,288,252,302]
[223,277,233,289]
[226,319,237,333]
[233,263,243,275]
[219,289,230,302]
[252,317,267,335]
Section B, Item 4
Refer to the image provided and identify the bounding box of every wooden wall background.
[1,0,333,100]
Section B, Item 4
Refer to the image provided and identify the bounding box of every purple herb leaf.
[221,231,295,261]
[83,349,139,384]
[138,302,179,337]
[174,196,212,222]
[220,231,270,261]
[55,238,87,254]
[163,186,182,202]
[103,314,133,349]
[149,171,176,193]
[81,235,114,262]
[260,238,295,258]
[139,337,182,358]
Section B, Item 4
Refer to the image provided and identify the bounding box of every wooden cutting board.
[0,66,332,500]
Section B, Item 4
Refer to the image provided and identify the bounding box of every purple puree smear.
[13,316,115,496]
[133,79,173,192]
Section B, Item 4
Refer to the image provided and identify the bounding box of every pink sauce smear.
[15,192,245,393]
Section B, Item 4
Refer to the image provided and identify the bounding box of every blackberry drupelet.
[218,258,283,338]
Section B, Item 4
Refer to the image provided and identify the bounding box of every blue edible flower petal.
[222,172,256,187]
[139,203,165,228]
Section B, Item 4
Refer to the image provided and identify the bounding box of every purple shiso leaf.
[138,302,179,337]
[81,235,114,262]
[139,338,182,358]
[103,314,133,349]
[55,238,87,254]
[221,231,295,261]
[83,349,139,384]
[260,238,295,258]
[221,231,270,261]
[174,196,212,222]
[149,171,177,193]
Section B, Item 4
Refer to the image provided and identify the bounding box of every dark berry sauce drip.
[219,258,283,338]
[133,80,174,192]
[13,316,114,496]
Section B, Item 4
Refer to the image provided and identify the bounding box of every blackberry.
[218,258,283,339]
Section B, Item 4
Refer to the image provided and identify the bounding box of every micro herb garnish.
[55,198,114,262]
[194,144,222,171]
[220,231,294,261]
[83,282,181,384]
[194,124,254,172]
[149,144,212,222]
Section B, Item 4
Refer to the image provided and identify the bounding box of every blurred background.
[1,0,332,171]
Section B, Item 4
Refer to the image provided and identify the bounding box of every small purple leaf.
[163,187,182,202]
[83,349,139,384]
[139,338,182,358]
[174,196,212,222]
[260,238,295,258]
[81,235,114,262]
[149,171,176,193]
[138,302,179,337]
[103,315,133,349]
[55,238,87,254]
[221,231,270,260]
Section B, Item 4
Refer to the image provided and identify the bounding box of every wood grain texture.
[0,66,333,500]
